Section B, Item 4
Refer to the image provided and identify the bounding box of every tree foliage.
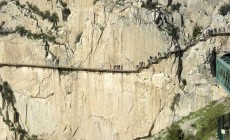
[0,1,7,8]
[171,3,181,12]
[192,25,202,39]
[166,124,184,140]
[26,2,59,23]
[219,4,230,16]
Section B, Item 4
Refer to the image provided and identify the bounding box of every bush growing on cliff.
[75,32,83,43]
[170,93,181,111]
[19,4,26,8]
[16,26,27,36]
[182,79,187,86]
[62,8,71,21]
[27,4,40,14]
[165,23,180,40]
[15,26,56,43]
[166,124,184,140]
[26,2,59,23]
[50,12,59,23]
[0,1,7,9]
[93,0,99,5]
[192,25,202,39]
[143,1,159,10]
[59,0,67,7]
[219,4,230,16]
[171,3,181,12]
[43,10,51,20]
[2,81,14,104]
[14,0,20,6]
[27,135,38,140]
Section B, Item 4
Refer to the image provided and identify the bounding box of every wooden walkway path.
[0,28,229,73]
[0,63,137,73]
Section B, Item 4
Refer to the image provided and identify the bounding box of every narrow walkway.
[0,63,137,73]
[0,28,229,73]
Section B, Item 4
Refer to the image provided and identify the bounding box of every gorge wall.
[0,0,229,139]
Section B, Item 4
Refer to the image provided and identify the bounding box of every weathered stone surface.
[0,0,229,139]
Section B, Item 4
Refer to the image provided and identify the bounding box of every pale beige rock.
[0,0,229,139]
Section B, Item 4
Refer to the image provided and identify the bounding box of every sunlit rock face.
[0,0,229,139]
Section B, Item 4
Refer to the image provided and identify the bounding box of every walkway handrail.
[0,29,229,73]
[0,63,138,73]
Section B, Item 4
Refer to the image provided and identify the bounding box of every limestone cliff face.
[0,0,229,139]
[0,56,225,139]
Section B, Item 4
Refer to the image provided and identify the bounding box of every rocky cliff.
[0,0,229,139]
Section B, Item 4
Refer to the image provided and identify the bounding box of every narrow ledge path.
[0,29,229,74]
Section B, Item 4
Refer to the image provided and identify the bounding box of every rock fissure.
[40,73,52,83]
[30,92,54,99]
[134,103,167,140]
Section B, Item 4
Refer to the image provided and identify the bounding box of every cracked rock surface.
[0,0,229,139]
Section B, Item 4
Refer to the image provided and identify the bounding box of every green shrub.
[93,0,99,5]
[15,0,20,6]
[43,10,51,19]
[192,25,202,39]
[19,4,26,8]
[143,2,159,10]
[182,79,187,86]
[16,26,25,32]
[0,1,7,8]
[0,30,15,36]
[170,94,181,111]
[171,3,181,12]
[2,81,14,104]
[31,5,39,13]
[62,8,71,21]
[184,132,196,140]
[26,2,59,23]
[165,23,180,40]
[16,26,28,36]
[15,125,27,134]
[26,135,38,140]
[15,26,56,42]
[59,0,67,7]
[194,104,224,139]
[50,12,59,23]
[166,124,184,140]
[75,32,83,43]
[219,4,230,16]
[191,123,196,128]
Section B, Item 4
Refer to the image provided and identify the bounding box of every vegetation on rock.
[59,0,67,7]
[192,25,202,39]
[15,26,56,42]
[171,3,181,12]
[93,0,99,5]
[0,81,38,139]
[165,23,180,40]
[143,1,159,10]
[26,2,59,23]
[166,124,184,140]
[219,4,230,16]
[2,81,14,105]
[0,1,7,9]
[155,97,230,140]
[75,32,83,43]
[170,93,181,111]
[62,8,71,21]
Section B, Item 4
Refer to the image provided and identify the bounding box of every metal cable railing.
[0,27,229,73]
